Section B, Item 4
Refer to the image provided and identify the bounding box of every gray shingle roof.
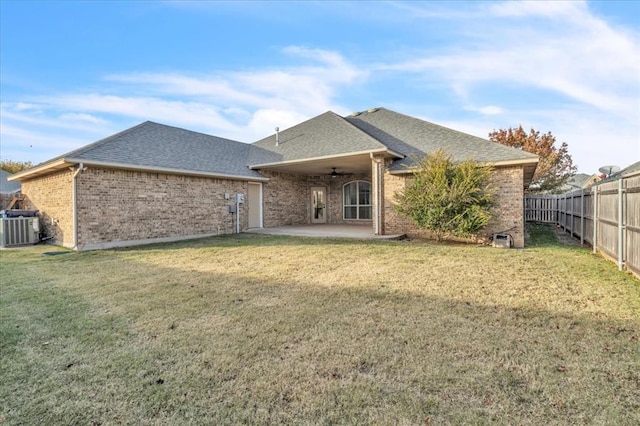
[595,160,640,185]
[345,108,538,171]
[54,121,266,180]
[250,111,388,164]
[0,170,21,194]
[13,107,539,183]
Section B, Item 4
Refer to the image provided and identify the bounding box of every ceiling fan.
[329,167,353,178]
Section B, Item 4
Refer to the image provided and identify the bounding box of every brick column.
[371,154,385,235]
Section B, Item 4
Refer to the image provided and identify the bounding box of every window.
[343,181,372,220]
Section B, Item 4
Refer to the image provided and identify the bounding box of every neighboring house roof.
[11,121,268,182]
[561,173,601,191]
[617,161,640,177]
[0,170,21,194]
[595,161,640,185]
[345,108,538,171]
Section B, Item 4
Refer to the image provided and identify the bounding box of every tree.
[488,126,576,193]
[0,160,32,174]
[394,149,495,242]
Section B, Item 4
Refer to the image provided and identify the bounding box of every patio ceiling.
[250,153,375,176]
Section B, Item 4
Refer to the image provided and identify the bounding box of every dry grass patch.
[1,225,639,424]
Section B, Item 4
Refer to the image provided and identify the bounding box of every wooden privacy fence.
[525,171,640,278]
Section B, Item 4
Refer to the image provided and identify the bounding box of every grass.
[1,224,639,425]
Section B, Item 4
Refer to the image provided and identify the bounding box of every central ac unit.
[0,217,40,247]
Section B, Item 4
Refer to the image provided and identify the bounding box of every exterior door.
[248,182,262,228]
[311,187,327,224]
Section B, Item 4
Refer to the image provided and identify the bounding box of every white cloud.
[38,94,238,133]
[0,122,98,163]
[105,46,365,115]
[15,102,41,112]
[379,1,640,117]
[1,4,637,176]
[1,104,113,134]
[375,0,639,173]
[59,113,107,125]
[1,47,365,162]
[247,108,309,139]
[488,0,587,19]
[466,105,504,116]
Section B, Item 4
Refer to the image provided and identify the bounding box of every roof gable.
[250,111,389,165]
[345,108,538,171]
[15,121,266,181]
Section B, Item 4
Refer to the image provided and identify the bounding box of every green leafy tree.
[488,126,576,193]
[0,160,32,174]
[394,150,495,242]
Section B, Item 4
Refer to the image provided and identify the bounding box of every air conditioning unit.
[0,217,40,247]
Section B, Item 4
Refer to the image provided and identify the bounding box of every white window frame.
[343,180,372,220]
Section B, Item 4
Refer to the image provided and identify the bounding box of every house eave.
[387,157,538,174]
[10,158,269,182]
[67,159,270,182]
[8,158,72,181]
[249,148,403,170]
[388,157,539,188]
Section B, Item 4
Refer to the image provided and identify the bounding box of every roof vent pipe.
[275,127,280,146]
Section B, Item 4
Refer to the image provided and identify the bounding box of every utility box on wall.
[492,233,513,248]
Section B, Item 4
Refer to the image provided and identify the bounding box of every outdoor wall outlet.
[224,193,230,200]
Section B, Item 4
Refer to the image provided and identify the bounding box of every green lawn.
[1,225,639,425]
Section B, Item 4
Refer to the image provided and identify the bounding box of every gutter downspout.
[70,163,86,250]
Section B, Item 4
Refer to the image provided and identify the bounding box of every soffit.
[252,153,373,176]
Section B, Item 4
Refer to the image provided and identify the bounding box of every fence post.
[593,186,598,254]
[580,189,584,245]
[618,179,624,271]
[571,192,575,237]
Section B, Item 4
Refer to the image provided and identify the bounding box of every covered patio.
[245,224,406,240]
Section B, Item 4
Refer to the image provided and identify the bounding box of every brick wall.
[484,166,525,248]
[21,169,75,248]
[75,167,249,250]
[260,170,373,227]
[261,170,310,227]
[383,165,526,247]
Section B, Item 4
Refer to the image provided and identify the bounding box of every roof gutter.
[64,158,270,182]
[10,158,269,182]
[8,158,70,181]
[387,157,539,174]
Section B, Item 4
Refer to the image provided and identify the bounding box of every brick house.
[9,107,538,250]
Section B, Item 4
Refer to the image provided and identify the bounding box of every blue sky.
[1,0,639,174]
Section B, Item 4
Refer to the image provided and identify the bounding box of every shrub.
[394,150,494,242]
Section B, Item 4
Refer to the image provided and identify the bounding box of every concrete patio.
[245,224,406,240]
